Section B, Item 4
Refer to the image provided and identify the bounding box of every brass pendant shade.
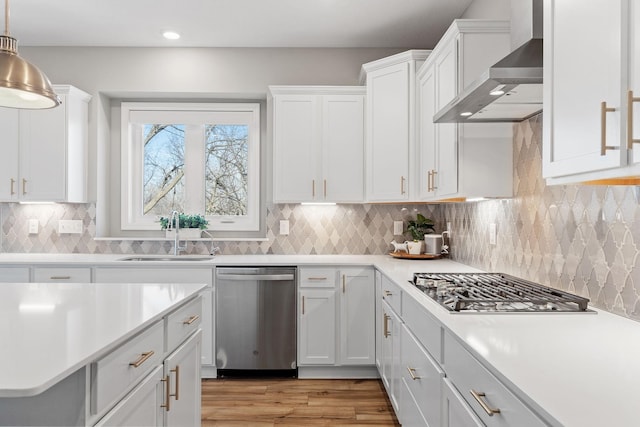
[0,0,59,109]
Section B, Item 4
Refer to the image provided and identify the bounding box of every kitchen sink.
[117,255,215,262]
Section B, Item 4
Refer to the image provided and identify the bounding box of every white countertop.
[0,281,207,398]
[1,253,639,426]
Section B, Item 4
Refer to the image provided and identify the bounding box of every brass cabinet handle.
[129,350,155,368]
[22,178,27,195]
[406,366,420,380]
[171,365,180,401]
[10,178,15,195]
[470,389,501,416]
[312,180,315,198]
[323,179,327,198]
[383,313,390,338]
[183,315,200,325]
[427,170,432,192]
[342,275,345,293]
[302,296,305,315]
[432,170,438,190]
[49,276,71,280]
[400,176,406,195]
[627,90,640,149]
[601,101,618,155]
[307,277,327,281]
[161,375,171,411]
[384,290,392,297]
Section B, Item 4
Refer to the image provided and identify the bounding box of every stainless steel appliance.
[215,267,297,377]
[411,273,591,313]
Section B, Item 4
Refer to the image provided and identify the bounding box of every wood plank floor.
[201,378,400,426]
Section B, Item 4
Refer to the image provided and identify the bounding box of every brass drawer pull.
[406,366,420,380]
[384,290,392,296]
[383,314,390,338]
[312,180,315,198]
[400,176,406,195]
[22,178,27,195]
[323,179,327,198]
[307,277,327,281]
[470,389,501,416]
[49,276,71,280]
[129,350,155,368]
[161,375,171,411]
[342,275,345,293]
[183,315,200,325]
[627,90,640,149]
[10,178,15,195]
[302,296,305,315]
[601,101,618,155]
[171,365,180,400]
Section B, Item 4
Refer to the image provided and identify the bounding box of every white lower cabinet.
[400,324,444,427]
[442,377,484,427]
[298,266,375,370]
[380,299,402,415]
[163,331,202,426]
[0,267,29,282]
[298,288,337,365]
[94,366,164,427]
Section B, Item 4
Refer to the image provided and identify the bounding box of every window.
[121,102,260,231]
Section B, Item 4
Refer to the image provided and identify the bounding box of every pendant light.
[0,0,59,109]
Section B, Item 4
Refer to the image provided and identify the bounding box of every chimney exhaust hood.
[434,0,543,123]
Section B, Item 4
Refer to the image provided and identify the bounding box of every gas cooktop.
[411,273,591,313]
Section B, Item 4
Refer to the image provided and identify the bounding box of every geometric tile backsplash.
[2,113,640,322]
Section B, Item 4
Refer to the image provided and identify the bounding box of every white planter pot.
[165,229,202,239]
[407,241,424,255]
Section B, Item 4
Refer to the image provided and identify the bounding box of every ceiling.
[8,0,474,48]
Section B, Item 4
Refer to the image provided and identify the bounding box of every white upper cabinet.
[270,86,365,203]
[417,21,513,201]
[0,85,91,202]
[361,50,430,202]
[543,0,640,183]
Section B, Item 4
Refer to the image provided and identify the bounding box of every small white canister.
[424,234,442,255]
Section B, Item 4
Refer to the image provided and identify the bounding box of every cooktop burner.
[411,273,591,313]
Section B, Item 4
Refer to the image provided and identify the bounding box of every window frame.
[120,102,261,232]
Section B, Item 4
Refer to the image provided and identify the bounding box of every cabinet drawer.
[299,268,336,288]
[0,267,29,282]
[166,296,202,353]
[403,294,442,362]
[401,324,443,427]
[91,320,164,416]
[33,267,91,283]
[444,332,547,427]
[380,274,402,314]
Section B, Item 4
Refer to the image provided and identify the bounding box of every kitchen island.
[0,281,206,426]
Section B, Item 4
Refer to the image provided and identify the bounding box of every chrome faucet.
[169,210,187,256]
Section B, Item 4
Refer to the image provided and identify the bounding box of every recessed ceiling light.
[460,112,473,117]
[162,31,181,40]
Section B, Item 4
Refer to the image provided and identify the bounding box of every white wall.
[462,0,510,19]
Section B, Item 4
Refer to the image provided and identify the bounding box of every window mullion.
[184,124,206,215]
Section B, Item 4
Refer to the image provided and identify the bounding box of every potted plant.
[406,213,435,254]
[160,213,209,239]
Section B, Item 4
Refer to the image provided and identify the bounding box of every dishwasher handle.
[217,273,295,281]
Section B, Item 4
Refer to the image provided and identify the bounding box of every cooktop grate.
[411,273,591,313]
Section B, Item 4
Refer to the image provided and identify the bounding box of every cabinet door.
[298,289,336,365]
[418,63,436,200]
[543,0,626,178]
[323,95,365,202]
[95,366,163,427]
[19,103,69,201]
[381,300,401,413]
[366,62,410,201]
[339,268,374,365]
[164,331,201,427]
[442,378,484,427]
[435,37,458,111]
[272,95,320,202]
[435,124,458,197]
[0,108,19,201]
[374,270,383,370]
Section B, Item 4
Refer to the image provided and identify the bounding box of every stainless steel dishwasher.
[215,266,297,377]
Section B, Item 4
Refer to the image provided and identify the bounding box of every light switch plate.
[28,219,39,234]
[393,221,403,235]
[58,219,83,234]
[279,220,290,235]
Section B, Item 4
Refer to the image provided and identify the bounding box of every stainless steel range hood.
[434,0,543,123]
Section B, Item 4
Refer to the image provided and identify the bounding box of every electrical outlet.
[279,220,290,235]
[393,221,403,235]
[489,223,497,245]
[58,220,83,234]
[28,219,39,234]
